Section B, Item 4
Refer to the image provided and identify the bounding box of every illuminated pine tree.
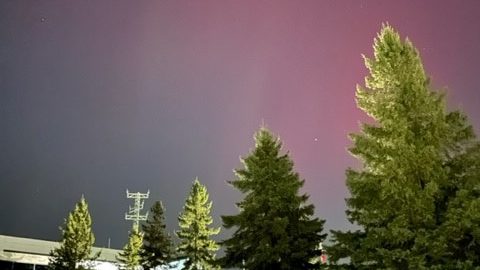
[177,178,220,270]
[49,196,96,270]
[437,143,480,268]
[221,128,326,269]
[141,201,175,269]
[328,24,479,268]
[118,227,144,270]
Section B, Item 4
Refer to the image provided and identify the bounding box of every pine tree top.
[118,227,144,270]
[357,24,434,126]
[367,24,427,89]
[254,127,280,148]
[231,127,301,197]
[221,127,326,269]
[144,201,167,225]
[49,196,96,270]
[177,178,220,270]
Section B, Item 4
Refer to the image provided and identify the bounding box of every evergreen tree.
[328,24,479,268]
[141,201,175,269]
[177,178,220,270]
[436,143,480,268]
[118,227,144,270]
[49,196,96,270]
[221,128,326,269]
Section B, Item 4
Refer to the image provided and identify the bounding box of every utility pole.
[125,189,149,231]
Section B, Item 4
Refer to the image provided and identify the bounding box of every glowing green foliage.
[49,196,96,270]
[177,179,220,270]
[221,128,326,269]
[118,227,144,270]
[328,24,480,269]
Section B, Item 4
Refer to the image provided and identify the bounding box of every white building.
[0,235,183,270]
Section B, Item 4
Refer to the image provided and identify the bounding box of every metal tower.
[125,189,149,230]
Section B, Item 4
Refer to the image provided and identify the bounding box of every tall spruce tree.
[141,201,175,269]
[221,128,326,269]
[118,227,144,270]
[49,196,96,270]
[328,24,479,268]
[177,178,220,270]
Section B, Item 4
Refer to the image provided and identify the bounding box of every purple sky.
[1,1,480,248]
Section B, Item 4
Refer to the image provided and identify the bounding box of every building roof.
[0,234,121,265]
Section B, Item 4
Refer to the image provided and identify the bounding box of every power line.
[125,189,149,231]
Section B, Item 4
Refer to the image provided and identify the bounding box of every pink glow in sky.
[1,1,480,247]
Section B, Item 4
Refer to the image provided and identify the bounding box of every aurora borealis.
[1,1,480,248]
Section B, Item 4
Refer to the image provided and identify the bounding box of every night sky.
[1,1,480,249]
